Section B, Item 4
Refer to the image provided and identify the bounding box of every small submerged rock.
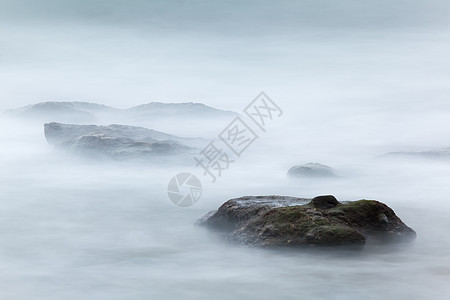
[288,163,336,178]
[197,195,416,247]
[382,147,450,160]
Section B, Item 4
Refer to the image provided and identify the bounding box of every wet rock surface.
[197,195,416,247]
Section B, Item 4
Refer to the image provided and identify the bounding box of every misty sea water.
[2,1,450,298]
[0,118,450,300]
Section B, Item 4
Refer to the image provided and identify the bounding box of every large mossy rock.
[197,195,416,247]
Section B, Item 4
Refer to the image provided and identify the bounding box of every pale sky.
[0,0,449,112]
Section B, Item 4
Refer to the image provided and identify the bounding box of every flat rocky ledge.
[196,195,416,247]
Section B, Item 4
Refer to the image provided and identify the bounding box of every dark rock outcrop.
[3,102,114,123]
[288,163,336,178]
[5,101,237,124]
[311,195,339,209]
[197,195,416,247]
[44,122,201,160]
